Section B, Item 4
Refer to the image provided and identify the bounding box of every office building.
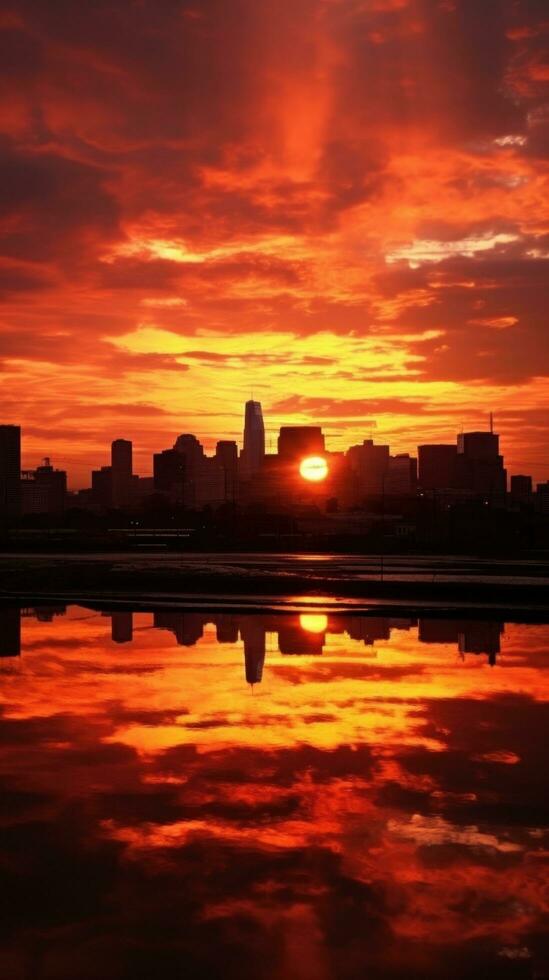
[154,436,225,508]
[346,439,390,497]
[153,612,205,646]
[458,621,503,665]
[277,426,325,461]
[536,482,549,515]
[457,431,499,461]
[510,475,532,500]
[21,458,67,515]
[241,400,265,476]
[111,612,133,644]
[418,445,457,491]
[153,448,185,500]
[385,454,418,496]
[278,619,325,654]
[215,440,238,502]
[418,619,460,644]
[0,424,21,523]
[346,616,390,645]
[456,430,506,495]
[91,465,113,509]
[215,615,239,644]
[111,439,132,508]
[0,606,20,657]
[241,618,266,685]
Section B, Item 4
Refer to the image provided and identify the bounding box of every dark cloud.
[0,138,120,263]
[0,0,548,477]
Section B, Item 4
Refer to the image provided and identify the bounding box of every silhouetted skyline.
[3,400,549,525]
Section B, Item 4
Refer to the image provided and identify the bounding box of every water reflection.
[2,607,506,671]
[0,603,548,979]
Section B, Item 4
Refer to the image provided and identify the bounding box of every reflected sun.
[299,456,328,481]
[300,613,328,633]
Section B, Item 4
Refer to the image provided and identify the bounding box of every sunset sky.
[1,0,548,487]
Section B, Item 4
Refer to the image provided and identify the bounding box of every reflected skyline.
[1,605,505,676]
[0,603,547,978]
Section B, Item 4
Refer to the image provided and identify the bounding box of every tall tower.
[111,439,132,508]
[242,400,265,476]
[0,425,21,524]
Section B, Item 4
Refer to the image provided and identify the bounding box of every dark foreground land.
[2,552,549,616]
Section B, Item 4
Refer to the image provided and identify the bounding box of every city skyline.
[3,400,522,496]
[5,392,549,490]
[8,396,549,529]
[2,400,536,492]
[0,3,548,487]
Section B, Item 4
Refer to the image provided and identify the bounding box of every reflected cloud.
[0,603,548,978]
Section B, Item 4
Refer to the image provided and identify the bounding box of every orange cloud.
[0,0,548,484]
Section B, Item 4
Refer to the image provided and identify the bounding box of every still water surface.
[1,605,548,979]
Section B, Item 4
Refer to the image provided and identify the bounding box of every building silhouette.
[112,439,132,508]
[458,620,503,665]
[7,401,548,536]
[346,616,391,645]
[111,612,133,644]
[456,430,506,495]
[277,621,325,654]
[419,618,460,644]
[215,614,239,644]
[510,474,532,502]
[0,606,20,657]
[153,447,185,501]
[241,400,265,476]
[241,617,266,685]
[346,439,390,497]
[418,445,457,491]
[91,465,113,509]
[153,611,205,646]
[0,425,21,523]
[385,454,418,496]
[215,440,238,502]
[153,436,224,507]
[21,457,67,515]
[277,425,324,461]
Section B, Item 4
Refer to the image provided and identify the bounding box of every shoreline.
[2,591,549,621]
[2,552,549,618]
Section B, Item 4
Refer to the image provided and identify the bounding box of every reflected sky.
[0,605,548,979]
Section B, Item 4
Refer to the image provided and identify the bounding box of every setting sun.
[299,456,329,482]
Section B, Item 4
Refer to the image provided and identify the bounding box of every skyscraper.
[21,458,67,514]
[510,475,533,501]
[385,454,418,496]
[456,430,506,494]
[277,425,324,461]
[111,612,133,644]
[418,445,457,491]
[0,606,20,657]
[346,439,390,496]
[241,618,266,685]
[215,440,238,501]
[111,439,132,508]
[241,400,265,476]
[0,425,21,523]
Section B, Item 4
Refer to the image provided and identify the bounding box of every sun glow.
[299,613,328,633]
[299,456,328,482]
